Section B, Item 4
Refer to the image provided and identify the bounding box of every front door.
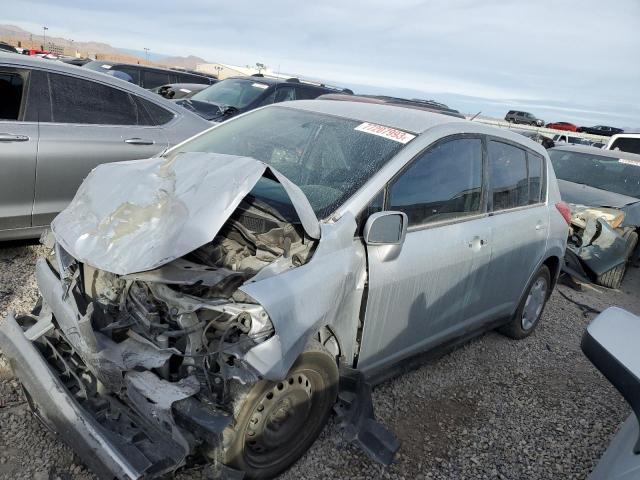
[0,67,37,230]
[32,70,168,226]
[357,136,490,374]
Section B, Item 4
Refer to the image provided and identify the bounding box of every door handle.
[124,138,155,145]
[535,222,546,231]
[467,236,488,249]
[0,133,29,142]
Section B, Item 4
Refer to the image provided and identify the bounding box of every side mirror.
[582,307,640,453]
[363,211,407,246]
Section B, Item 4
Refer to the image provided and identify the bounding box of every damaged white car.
[0,101,568,479]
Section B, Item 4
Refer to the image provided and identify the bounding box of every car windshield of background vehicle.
[610,137,640,155]
[168,106,407,218]
[549,150,640,198]
[191,78,269,109]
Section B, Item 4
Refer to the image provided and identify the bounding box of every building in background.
[196,62,261,79]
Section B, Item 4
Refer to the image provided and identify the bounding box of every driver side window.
[388,138,484,227]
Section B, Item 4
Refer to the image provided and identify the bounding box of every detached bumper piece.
[0,314,187,479]
[334,367,400,465]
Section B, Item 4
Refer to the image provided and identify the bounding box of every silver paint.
[51,152,320,275]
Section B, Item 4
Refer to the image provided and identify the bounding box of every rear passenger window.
[528,152,544,204]
[143,70,171,89]
[488,140,528,210]
[0,71,24,120]
[274,86,296,103]
[135,96,175,125]
[112,66,140,85]
[295,86,322,100]
[389,138,483,227]
[48,73,139,125]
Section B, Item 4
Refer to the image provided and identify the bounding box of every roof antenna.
[469,111,481,121]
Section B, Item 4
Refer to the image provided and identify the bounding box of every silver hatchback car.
[0,101,568,479]
[0,53,210,241]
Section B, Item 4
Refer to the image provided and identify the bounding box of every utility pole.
[144,47,150,62]
[42,26,48,50]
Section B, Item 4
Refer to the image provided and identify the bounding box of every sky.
[4,0,640,127]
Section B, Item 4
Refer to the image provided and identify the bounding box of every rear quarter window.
[135,96,175,125]
[527,152,545,204]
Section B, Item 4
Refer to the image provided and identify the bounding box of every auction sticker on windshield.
[252,83,269,89]
[620,158,640,167]
[355,122,416,144]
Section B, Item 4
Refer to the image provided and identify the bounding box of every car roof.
[550,144,640,161]
[317,93,465,119]
[286,99,458,133]
[0,52,184,109]
[282,100,548,155]
[84,59,209,76]
[225,75,348,92]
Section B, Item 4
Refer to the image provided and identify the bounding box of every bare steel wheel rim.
[243,372,316,467]
[521,277,547,330]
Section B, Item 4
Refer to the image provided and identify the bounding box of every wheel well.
[315,326,341,360]
[543,256,561,293]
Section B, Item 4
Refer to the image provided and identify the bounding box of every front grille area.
[33,325,185,476]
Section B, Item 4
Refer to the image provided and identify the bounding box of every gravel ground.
[1,241,638,480]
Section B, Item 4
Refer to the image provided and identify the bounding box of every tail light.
[555,201,572,225]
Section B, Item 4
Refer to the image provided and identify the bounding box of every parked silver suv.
[0,100,568,479]
[0,53,210,240]
[505,110,544,126]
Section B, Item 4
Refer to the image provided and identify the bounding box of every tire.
[596,263,626,289]
[498,265,551,339]
[223,340,339,479]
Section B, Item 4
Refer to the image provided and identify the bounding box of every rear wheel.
[499,265,550,339]
[223,341,338,479]
[596,263,626,289]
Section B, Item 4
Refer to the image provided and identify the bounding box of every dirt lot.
[1,241,638,480]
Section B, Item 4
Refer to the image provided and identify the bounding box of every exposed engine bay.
[73,196,315,387]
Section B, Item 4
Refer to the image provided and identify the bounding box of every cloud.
[3,0,639,125]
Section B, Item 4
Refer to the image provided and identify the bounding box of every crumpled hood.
[52,152,320,275]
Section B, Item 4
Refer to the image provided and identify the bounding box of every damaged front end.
[2,199,313,478]
[0,152,396,479]
[563,205,639,288]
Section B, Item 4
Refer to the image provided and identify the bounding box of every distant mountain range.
[0,24,209,69]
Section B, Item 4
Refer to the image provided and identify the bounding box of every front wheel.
[223,341,339,479]
[498,265,550,339]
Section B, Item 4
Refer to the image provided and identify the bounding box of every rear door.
[479,139,548,319]
[0,66,37,230]
[33,71,169,226]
